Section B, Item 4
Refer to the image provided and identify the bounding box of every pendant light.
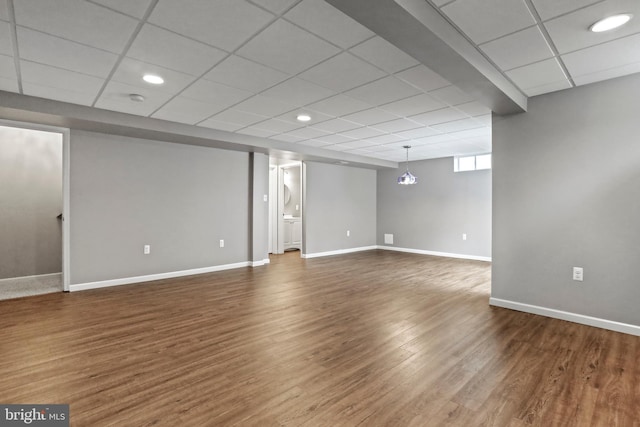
[397,145,417,185]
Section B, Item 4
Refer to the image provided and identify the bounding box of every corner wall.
[377,157,491,259]
[492,73,640,328]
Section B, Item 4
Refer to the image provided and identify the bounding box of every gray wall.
[69,130,249,284]
[492,73,640,326]
[304,162,376,254]
[0,126,62,279]
[250,153,269,263]
[377,157,491,258]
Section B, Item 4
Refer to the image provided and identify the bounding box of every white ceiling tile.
[432,0,453,6]
[311,133,356,144]
[283,126,331,140]
[480,26,554,71]
[349,36,419,73]
[297,52,386,92]
[363,134,406,145]
[455,101,491,117]
[506,57,569,92]
[297,139,332,148]
[371,118,422,133]
[562,33,640,79]
[345,76,420,105]
[428,85,475,106]
[95,81,174,116]
[0,54,17,80]
[441,0,536,44]
[237,19,340,74]
[395,65,451,92]
[14,0,138,53]
[234,95,296,116]
[17,27,118,78]
[393,127,439,139]
[284,0,374,48]
[544,0,640,54]
[251,118,304,133]
[323,143,352,151]
[127,24,227,76]
[150,0,273,51]
[180,79,252,107]
[473,114,492,126]
[203,55,289,93]
[531,0,607,21]
[250,0,299,14]
[311,118,361,133]
[152,95,227,124]
[365,144,398,152]
[409,107,468,125]
[430,117,485,133]
[197,119,244,132]
[111,57,196,95]
[0,21,12,55]
[411,133,457,145]
[0,1,8,21]
[571,62,640,87]
[0,77,18,92]
[236,127,277,138]
[22,82,97,105]
[342,108,399,126]
[379,93,446,117]
[449,127,491,140]
[210,109,268,127]
[340,127,385,139]
[90,0,153,18]
[20,60,103,98]
[261,77,335,106]
[269,133,306,143]
[331,139,376,149]
[345,148,375,156]
[306,94,371,116]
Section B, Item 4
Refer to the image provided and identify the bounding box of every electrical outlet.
[384,234,393,244]
[219,240,225,248]
[573,267,583,281]
[462,233,467,240]
[347,230,350,237]
[263,194,268,202]
[143,245,150,255]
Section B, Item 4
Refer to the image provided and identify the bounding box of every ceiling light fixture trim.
[589,14,632,32]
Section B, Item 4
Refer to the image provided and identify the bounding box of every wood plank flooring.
[0,250,638,426]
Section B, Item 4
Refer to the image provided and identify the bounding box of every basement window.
[454,154,491,172]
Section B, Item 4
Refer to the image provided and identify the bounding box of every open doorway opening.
[269,159,303,256]
[0,122,69,299]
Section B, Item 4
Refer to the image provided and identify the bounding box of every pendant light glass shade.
[397,145,417,185]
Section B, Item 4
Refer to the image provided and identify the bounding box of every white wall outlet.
[462,233,467,240]
[219,239,225,248]
[143,245,150,255]
[573,267,583,281]
[296,204,299,211]
[384,234,393,244]
[263,194,268,202]
[347,230,350,237]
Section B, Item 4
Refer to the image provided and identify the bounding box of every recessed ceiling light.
[143,74,164,85]
[590,14,632,32]
[296,113,311,122]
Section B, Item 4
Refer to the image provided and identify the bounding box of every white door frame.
[0,119,71,292]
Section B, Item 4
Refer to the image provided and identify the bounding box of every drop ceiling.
[0,0,637,164]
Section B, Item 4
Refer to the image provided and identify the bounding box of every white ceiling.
[0,0,637,163]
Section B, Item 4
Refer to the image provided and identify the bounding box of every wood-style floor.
[0,250,638,426]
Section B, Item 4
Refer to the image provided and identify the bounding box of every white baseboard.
[69,262,250,292]
[0,272,62,283]
[302,246,378,259]
[490,297,640,337]
[377,245,491,262]
[250,258,271,267]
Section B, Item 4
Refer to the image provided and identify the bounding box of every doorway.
[269,159,303,256]
[0,121,70,299]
